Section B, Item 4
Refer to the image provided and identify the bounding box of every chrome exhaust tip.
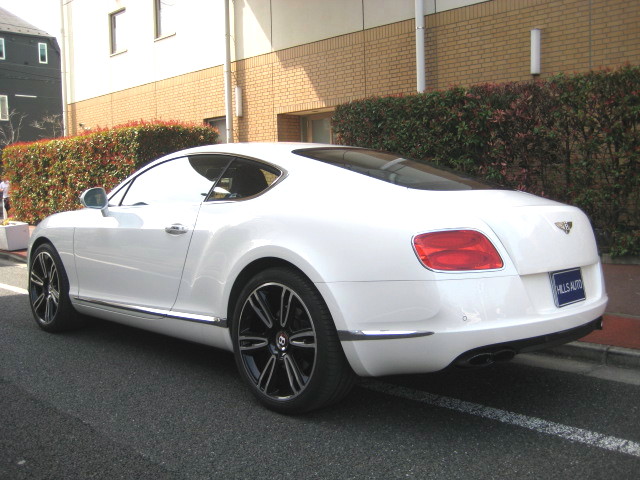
[455,348,517,368]
[466,352,494,367]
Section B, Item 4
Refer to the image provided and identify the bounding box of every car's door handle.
[165,224,189,235]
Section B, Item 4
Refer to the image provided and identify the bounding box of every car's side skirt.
[73,296,228,328]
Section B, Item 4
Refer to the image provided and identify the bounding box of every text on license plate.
[550,267,586,307]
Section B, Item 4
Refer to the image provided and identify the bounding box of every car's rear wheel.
[232,267,354,414]
[29,243,83,332]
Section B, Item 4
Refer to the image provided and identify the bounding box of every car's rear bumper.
[450,316,602,368]
[317,270,608,377]
[338,306,606,376]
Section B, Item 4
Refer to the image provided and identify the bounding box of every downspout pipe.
[59,0,68,136]
[415,0,426,93]
[224,0,233,143]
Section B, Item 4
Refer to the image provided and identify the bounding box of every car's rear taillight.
[413,230,503,271]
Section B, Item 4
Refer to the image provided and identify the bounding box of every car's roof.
[169,142,352,170]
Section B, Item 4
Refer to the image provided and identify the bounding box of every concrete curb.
[541,341,640,370]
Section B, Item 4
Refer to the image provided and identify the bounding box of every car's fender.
[28,211,82,298]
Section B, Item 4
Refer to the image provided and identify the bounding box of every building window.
[154,0,176,39]
[38,42,48,63]
[301,113,333,144]
[0,38,5,60]
[205,117,227,143]
[0,95,8,121]
[109,9,126,54]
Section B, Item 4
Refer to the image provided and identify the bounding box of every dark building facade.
[0,6,62,147]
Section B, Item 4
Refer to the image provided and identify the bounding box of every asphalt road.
[1,258,640,480]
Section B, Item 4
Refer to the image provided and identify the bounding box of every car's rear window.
[293,147,498,191]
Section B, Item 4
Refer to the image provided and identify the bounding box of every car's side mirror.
[79,187,110,217]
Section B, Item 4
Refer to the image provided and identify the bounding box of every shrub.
[1,121,218,224]
[333,65,640,256]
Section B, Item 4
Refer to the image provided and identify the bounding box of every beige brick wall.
[68,0,640,141]
[276,114,302,142]
[426,0,640,87]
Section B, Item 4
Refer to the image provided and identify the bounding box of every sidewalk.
[2,226,639,368]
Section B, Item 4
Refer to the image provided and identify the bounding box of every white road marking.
[0,282,28,295]
[363,380,640,458]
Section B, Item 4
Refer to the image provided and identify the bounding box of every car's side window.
[208,159,280,201]
[120,156,230,206]
[108,183,129,207]
[188,154,234,189]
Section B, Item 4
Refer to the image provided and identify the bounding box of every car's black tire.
[28,243,84,332]
[232,267,354,414]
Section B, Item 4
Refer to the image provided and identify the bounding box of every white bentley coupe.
[28,143,608,413]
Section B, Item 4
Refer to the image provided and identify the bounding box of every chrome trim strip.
[73,296,228,328]
[165,311,228,328]
[337,330,434,341]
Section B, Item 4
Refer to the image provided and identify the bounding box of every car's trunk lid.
[409,189,600,275]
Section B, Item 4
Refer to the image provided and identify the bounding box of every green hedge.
[1,121,218,224]
[333,65,640,256]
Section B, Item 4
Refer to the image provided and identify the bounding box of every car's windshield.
[293,147,499,191]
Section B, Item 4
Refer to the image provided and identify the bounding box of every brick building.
[62,0,640,143]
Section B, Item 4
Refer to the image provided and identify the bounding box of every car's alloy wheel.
[30,249,60,325]
[238,282,316,397]
[29,243,82,332]
[233,267,353,413]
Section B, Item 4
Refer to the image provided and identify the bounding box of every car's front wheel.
[29,243,83,332]
[232,267,354,413]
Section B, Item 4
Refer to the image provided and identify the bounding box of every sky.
[0,0,62,44]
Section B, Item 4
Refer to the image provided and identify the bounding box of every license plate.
[550,268,586,307]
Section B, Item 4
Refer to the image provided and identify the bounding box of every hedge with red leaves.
[0,121,218,224]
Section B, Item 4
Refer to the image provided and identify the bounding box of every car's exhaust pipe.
[456,349,516,368]
[467,352,494,366]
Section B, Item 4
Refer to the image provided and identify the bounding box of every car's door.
[171,157,283,320]
[74,155,232,311]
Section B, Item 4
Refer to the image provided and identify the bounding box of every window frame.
[109,8,126,55]
[0,95,8,121]
[154,0,176,40]
[108,154,285,207]
[38,42,48,63]
[0,38,5,60]
[205,157,282,202]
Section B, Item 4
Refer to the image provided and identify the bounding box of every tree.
[31,113,64,140]
[0,109,28,147]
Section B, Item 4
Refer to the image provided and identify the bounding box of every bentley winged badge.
[555,221,573,234]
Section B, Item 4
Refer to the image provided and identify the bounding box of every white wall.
[67,0,226,103]
[65,0,488,103]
